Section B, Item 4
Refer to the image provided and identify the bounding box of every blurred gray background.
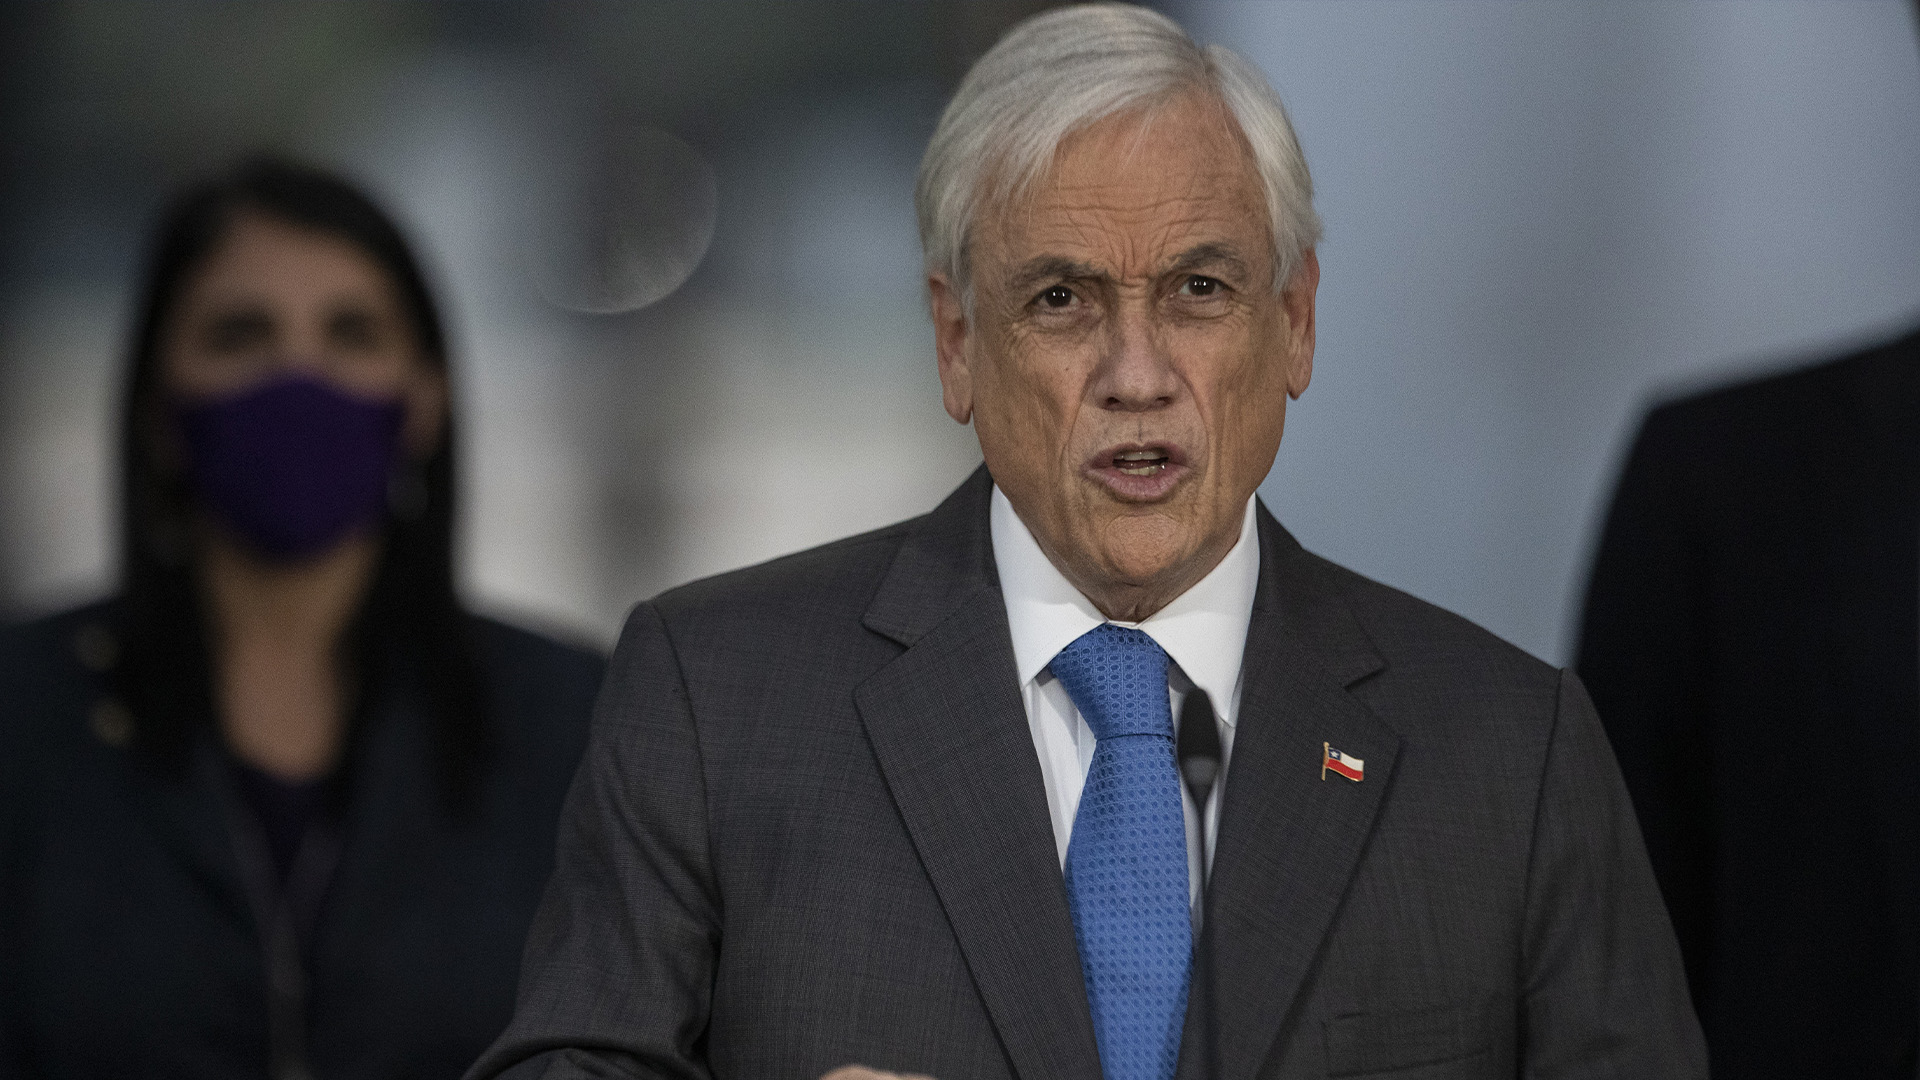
[2,0,1917,663]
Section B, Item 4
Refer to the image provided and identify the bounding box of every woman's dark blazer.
[0,600,603,1080]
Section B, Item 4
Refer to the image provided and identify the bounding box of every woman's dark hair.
[114,156,488,807]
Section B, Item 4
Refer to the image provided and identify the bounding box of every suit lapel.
[857,468,1105,1080]
[1189,508,1401,1080]
[127,734,255,928]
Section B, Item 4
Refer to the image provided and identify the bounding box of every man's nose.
[1090,305,1181,411]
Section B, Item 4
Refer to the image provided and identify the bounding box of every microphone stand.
[1177,688,1221,1080]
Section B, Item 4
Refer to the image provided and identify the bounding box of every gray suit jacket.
[470,468,1705,1080]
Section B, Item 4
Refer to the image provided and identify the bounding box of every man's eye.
[1180,275,1222,297]
[1038,285,1077,309]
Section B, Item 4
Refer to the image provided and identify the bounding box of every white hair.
[915,3,1322,305]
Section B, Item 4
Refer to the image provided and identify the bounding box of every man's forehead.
[977,96,1268,275]
[984,168,1268,280]
[1009,184,1258,240]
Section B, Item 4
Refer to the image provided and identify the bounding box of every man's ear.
[928,273,974,424]
[1281,247,1319,400]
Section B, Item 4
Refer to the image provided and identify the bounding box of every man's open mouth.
[1111,449,1171,476]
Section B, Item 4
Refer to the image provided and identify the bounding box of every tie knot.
[1048,624,1174,742]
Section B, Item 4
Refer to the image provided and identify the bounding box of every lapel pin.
[1322,742,1364,782]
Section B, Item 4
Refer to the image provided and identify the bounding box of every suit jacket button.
[90,699,135,747]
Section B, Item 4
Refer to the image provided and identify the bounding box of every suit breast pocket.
[1323,1000,1498,1078]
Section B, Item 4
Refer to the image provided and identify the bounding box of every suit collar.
[861,465,1000,648]
[1249,504,1386,687]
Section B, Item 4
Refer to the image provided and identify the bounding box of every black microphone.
[1177,688,1221,817]
[1176,688,1220,1080]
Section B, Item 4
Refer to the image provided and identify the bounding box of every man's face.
[931,91,1318,618]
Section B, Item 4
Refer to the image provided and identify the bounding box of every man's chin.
[1089,524,1193,585]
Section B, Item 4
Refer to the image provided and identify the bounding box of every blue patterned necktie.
[1051,623,1191,1080]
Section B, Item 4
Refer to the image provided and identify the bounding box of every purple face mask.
[175,373,408,561]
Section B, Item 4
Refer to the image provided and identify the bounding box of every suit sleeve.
[1518,669,1707,1079]
[465,602,719,1080]
[1575,408,1715,993]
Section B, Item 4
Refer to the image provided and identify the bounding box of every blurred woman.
[0,159,603,1079]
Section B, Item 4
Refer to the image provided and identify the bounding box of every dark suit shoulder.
[610,517,925,761]
[1274,545,1565,762]
[1636,324,1920,481]
[1312,548,1557,688]
[1655,347,1847,425]
[649,516,919,631]
[468,615,604,698]
[0,600,125,846]
[1639,352,1841,463]
[0,599,118,744]
[0,598,117,670]
[463,615,604,775]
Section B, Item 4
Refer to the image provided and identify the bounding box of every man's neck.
[1037,523,1243,624]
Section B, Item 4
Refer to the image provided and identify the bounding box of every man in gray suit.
[471,6,1705,1079]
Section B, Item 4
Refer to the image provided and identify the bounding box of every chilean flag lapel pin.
[1322,742,1365,782]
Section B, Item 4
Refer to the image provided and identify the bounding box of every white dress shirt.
[989,485,1260,912]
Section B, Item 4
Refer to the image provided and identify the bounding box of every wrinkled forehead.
[974,96,1273,282]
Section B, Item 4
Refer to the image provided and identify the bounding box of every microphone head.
[1177,688,1222,799]
[1180,756,1220,795]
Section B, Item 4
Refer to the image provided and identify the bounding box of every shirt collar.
[990,484,1261,727]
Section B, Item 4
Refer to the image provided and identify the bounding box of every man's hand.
[820,1067,936,1080]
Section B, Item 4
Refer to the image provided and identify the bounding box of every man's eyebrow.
[1006,256,1105,297]
[1003,244,1254,296]
[1164,242,1252,281]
